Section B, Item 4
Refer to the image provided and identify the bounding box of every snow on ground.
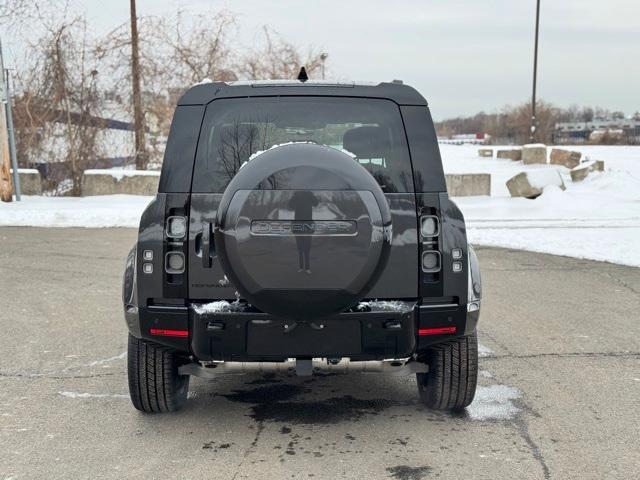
[1,145,638,266]
[0,195,153,228]
[441,144,640,267]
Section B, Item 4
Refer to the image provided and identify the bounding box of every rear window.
[191,97,414,193]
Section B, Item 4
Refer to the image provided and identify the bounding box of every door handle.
[202,222,212,268]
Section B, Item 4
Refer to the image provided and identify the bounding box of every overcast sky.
[9,0,640,119]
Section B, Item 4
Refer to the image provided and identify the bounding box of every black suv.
[123,80,482,413]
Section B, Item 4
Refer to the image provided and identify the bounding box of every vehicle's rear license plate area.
[247,320,362,357]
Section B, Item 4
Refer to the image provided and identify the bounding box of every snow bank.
[0,195,153,228]
[441,144,640,267]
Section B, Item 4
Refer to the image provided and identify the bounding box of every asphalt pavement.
[1,227,639,479]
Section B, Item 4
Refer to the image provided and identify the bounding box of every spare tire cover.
[215,143,392,319]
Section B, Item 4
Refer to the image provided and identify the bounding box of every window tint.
[159,105,205,193]
[400,106,446,193]
[192,97,414,193]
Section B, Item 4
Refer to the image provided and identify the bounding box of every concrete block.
[478,148,493,157]
[506,169,565,199]
[570,160,605,182]
[10,168,42,195]
[446,174,491,197]
[496,149,522,161]
[549,148,581,169]
[570,164,591,182]
[81,169,160,196]
[522,144,547,165]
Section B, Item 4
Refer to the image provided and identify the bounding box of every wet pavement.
[1,227,639,479]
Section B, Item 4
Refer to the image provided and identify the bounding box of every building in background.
[438,133,491,145]
[553,118,640,144]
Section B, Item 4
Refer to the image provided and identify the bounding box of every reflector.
[150,328,188,337]
[418,326,457,336]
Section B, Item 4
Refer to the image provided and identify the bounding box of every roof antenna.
[297,66,308,82]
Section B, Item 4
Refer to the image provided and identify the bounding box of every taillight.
[165,252,186,274]
[420,214,441,282]
[164,214,187,282]
[421,250,441,272]
[420,215,439,238]
[166,215,187,239]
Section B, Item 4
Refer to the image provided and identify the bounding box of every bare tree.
[12,16,105,195]
[238,27,325,80]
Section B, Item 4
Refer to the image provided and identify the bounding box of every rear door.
[187,96,419,301]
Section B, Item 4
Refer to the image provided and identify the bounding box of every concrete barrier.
[506,169,565,198]
[81,169,160,196]
[496,149,522,161]
[478,148,493,157]
[570,160,604,182]
[550,148,581,169]
[10,168,42,195]
[446,174,491,196]
[522,144,547,165]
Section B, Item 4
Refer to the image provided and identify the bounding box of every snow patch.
[247,141,357,163]
[467,385,521,421]
[478,344,495,358]
[59,391,128,399]
[525,169,564,190]
[355,300,414,312]
[192,300,245,314]
[193,78,213,86]
[61,351,127,372]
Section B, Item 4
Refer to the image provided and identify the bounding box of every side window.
[159,105,205,193]
[401,106,446,193]
[191,97,414,194]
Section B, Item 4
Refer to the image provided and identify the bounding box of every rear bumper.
[127,299,479,361]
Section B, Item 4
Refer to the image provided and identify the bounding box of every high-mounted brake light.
[418,326,457,336]
[150,328,188,337]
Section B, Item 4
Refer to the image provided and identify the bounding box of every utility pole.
[0,38,14,202]
[130,0,147,170]
[5,69,20,200]
[530,0,541,143]
[320,53,328,80]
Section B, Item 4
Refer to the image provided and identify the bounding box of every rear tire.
[127,334,189,413]
[416,329,478,411]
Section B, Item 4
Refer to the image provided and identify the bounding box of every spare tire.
[214,143,392,319]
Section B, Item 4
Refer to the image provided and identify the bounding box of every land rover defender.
[123,79,482,413]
